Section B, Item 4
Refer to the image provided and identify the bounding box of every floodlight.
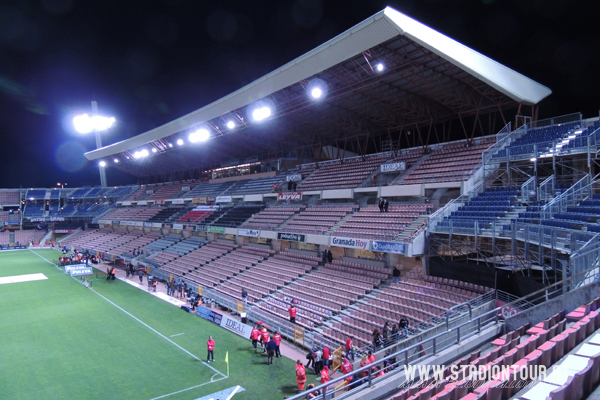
[73,114,115,133]
[141,149,149,157]
[189,129,210,143]
[376,63,384,72]
[152,148,157,153]
[168,143,173,148]
[574,129,583,134]
[177,139,184,146]
[114,159,119,163]
[252,106,271,121]
[99,161,106,167]
[227,121,235,129]
[568,135,576,139]
[133,151,142,159]
[530,158,537,162]
[311,87,322,99]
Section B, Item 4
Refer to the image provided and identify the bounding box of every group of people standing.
[372,318,409,348]
[378,197,390,212]
[296,345,332,394]
[321,250,333,265]
[250,325,281,365]
[166,277,187,299]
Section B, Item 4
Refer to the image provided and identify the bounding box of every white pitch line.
[170,333,185,337]
[147,376,228,400]
[225,385,241,400]
[29,249,228,381]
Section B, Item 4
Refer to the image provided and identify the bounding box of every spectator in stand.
[273,331,282,358]
[367,350,376,370]
[382,321,390,341]
[322,346,330,368]
[250,325,260,353]
[305,384,320,399]
[288,180,293,191]
[327,250,333,264]
[359,355,370,377]
[378,197,384,212]
[288,303,297,323]
[375,366,385,377]
[391,323,399,341]
[320,365,330,389]
[399,317,409,337]
[345,337,354,361]
[392,265,401,283]
[273,183,278,192]
[340,357,353,386]
[384,199,389,212]
[372,329,383,348]
[293,181,297,191]
[321,249,328,265]
[241,288,248,306]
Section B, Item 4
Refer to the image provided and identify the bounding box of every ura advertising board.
[278,192,301,201]
[371,240,406,254]
[329,236,371,250]
[195,305,223,325]
[277,232,305,242]
[238,229,259,237]
[207,226,225,234]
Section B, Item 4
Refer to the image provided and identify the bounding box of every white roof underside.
[85,6,551,161]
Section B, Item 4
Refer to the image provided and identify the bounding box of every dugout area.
[0,249,296,400]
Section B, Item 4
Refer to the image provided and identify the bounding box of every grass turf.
[0,249,299,400]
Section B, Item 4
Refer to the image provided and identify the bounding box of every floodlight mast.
[91,101,108,188]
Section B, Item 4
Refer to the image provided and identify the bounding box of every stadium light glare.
[252,106,271,122]
[311,87,322,99]
[227,121,235,129]
[99,161,106,167]
[73,114,115,134]
[189,128,210,143]
[168,143,173,147]
[114,158,119,163]
[141,149,149,157]
[177,139,184,146]
[133,151,142,159]
[574,129,583,134]
[151,148,157,153]
[376,63,384,72]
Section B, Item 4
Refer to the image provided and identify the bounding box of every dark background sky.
[0,0,598,189]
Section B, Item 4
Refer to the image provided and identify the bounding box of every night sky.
[0,0,598,189]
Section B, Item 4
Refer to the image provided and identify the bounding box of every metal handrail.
[446,301,471,330]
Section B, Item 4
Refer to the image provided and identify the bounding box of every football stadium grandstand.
[4,6,600,400]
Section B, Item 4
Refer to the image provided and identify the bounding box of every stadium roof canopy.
[85,6,552,179]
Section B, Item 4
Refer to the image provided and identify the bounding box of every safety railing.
[284,307,501,400]
[482,122,516,166]
[537,175,555,202]
[521,176,536,204]
[528,112,582,129]
[570,233,600,287]
[285,259,600,400]
[428,181,485,233]
[540,174,591,219]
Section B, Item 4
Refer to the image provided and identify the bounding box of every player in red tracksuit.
[288,305,297,323]
[273,331,282,358]
[260,328,270,353]
[322,346,330,368]
[250,326,260,353]
[206,336,215,362]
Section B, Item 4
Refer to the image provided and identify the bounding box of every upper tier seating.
[280,204,358,235]
[101,207,161,222]
[229,175,283,195]
[240,205,304,230]
[184,181,236,198]
[26,189,46,199]
[0,210,20,222]
[177,206,217,224]
[297,153,389,191]
[333,203,431,241]
[146,181,194,200]
[217,206,265,228]
[0,191,20,205]
[403,138,494,185]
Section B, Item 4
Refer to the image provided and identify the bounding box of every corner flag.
[225,351,229,376]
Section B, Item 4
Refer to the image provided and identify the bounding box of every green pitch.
[0,249,298,400]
